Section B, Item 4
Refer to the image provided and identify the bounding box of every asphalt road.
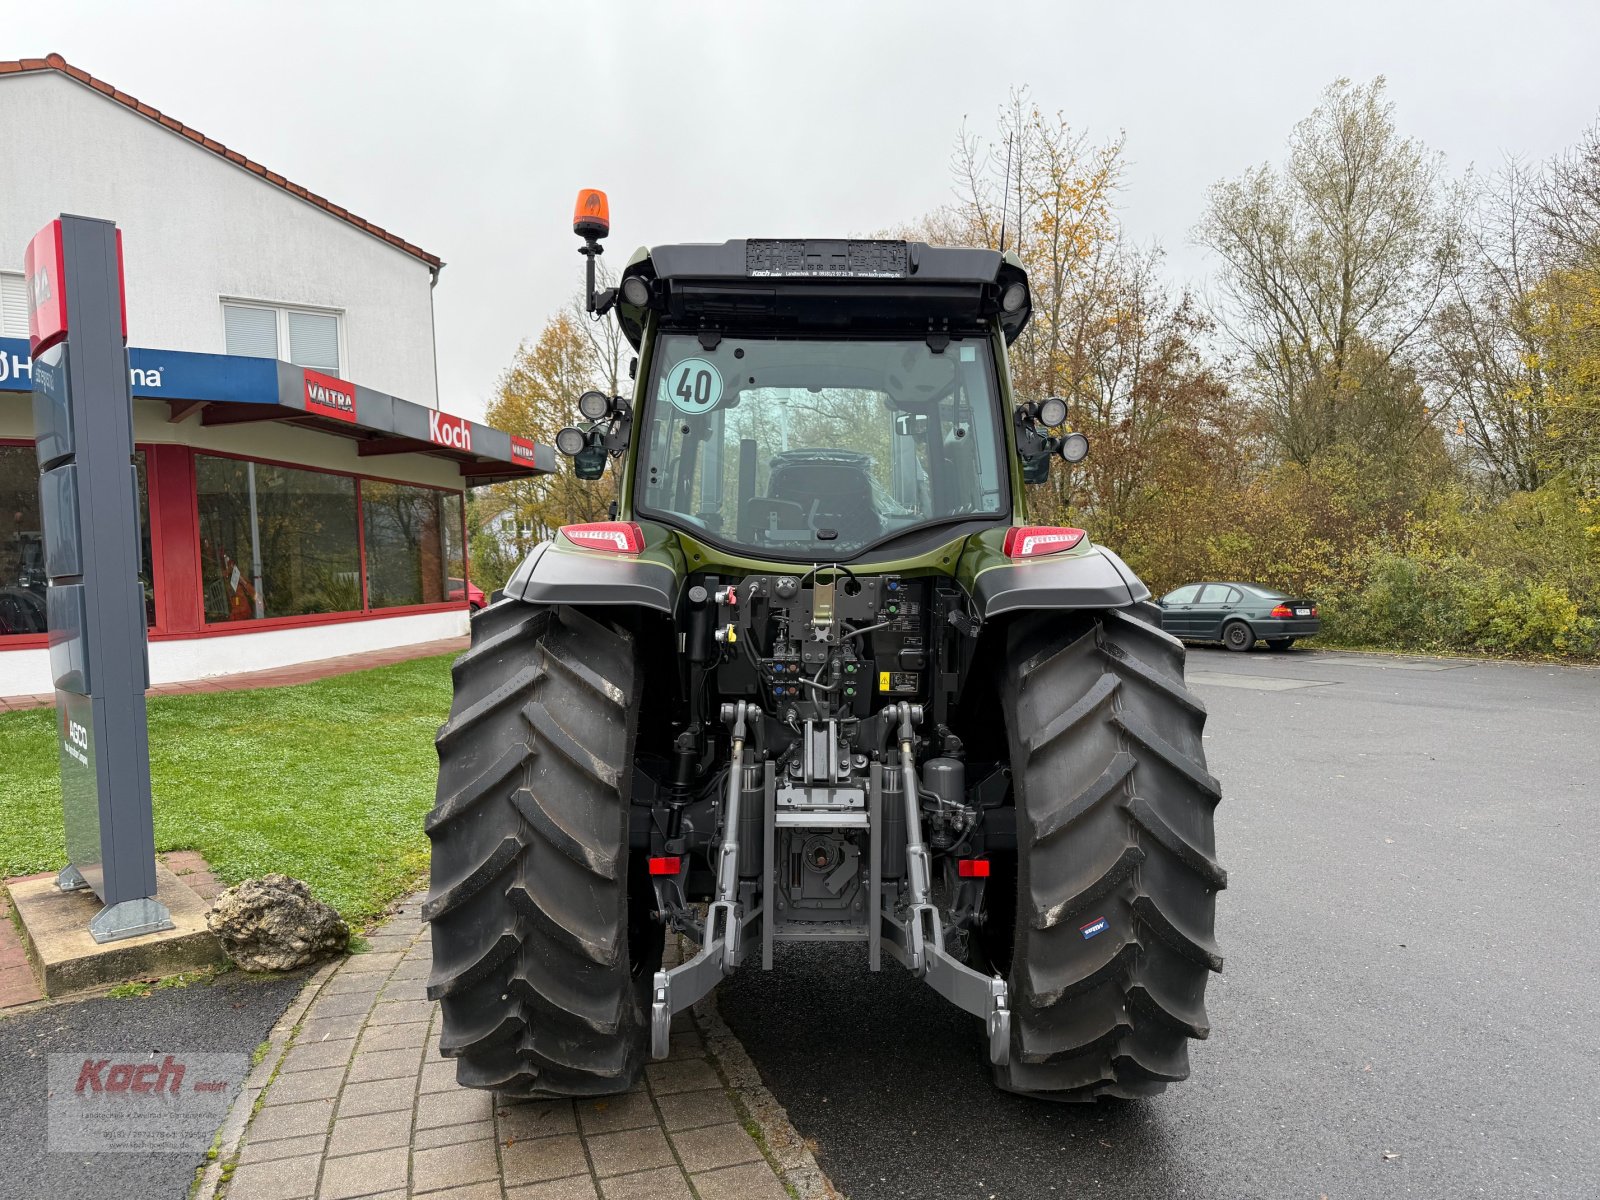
[0,970,304,1200]
[720,646,1600,1200]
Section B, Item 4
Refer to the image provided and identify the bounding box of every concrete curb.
[194,954,341,1200]
[693,990,840,1200]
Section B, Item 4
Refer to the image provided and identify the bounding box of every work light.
[1037,397,1068,427]
[555,426,588,456]
[1058,432,1090,463]
[621,275,651,307]
[578,390,611,421]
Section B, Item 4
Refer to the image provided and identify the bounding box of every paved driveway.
[720,648,1600,1199]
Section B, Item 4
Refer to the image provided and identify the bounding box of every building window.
[1,272,27,338]
[223,301,342,375]
[362,482,465,610]
[1,444,154,637]
[196,455,361,622]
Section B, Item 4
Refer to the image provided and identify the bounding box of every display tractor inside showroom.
[424,190,1225,1102]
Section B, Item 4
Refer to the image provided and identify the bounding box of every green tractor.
[424,191,1224,1102]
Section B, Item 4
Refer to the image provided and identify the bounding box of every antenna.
[998,133,1012,252]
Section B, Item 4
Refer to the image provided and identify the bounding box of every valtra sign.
[510,435,539,467]
[429,409,473,452]
[303,368,357,422]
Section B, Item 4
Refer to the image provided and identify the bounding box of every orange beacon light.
[574,189,610,241]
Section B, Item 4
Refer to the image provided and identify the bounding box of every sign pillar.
[27,214,171,943]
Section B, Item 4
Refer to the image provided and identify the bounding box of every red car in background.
[447,577,486,611]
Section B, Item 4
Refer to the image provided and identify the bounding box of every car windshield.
[636,334,1007,558]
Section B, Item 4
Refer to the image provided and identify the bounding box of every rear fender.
[968,544,1150,618]
[502,540,682,614]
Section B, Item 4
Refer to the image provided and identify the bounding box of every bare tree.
[1429,163,1558,492]
[1197,77,1463,465]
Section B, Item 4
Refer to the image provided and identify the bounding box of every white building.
[0,55,548,698]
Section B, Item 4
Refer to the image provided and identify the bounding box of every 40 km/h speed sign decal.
[665,358,724,414]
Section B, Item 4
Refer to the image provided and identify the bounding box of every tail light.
[957,858,991,878]
[1002,526,1087,559]
[647,856,680,875]
[560,521,644,554]
[1270,604,1293,619]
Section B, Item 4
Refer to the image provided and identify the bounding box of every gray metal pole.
[30,214,170,942]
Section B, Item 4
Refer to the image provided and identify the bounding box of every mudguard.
[968,544,1150,617]
[502,540,679,614]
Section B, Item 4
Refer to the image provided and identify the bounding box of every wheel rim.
[1227,625,1247,648]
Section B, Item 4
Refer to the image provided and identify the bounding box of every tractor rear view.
[424,191,1224,1102]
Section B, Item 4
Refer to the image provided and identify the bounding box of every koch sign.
[429,408,472,452]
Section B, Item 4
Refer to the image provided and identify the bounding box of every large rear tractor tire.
[993,604,1224,1101]
[424,602,661,1097]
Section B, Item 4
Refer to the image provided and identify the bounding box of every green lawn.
[0,654,454,924]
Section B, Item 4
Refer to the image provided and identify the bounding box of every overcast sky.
[12,1,1600,422]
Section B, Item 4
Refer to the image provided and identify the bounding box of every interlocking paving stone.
[326,1109,415,1158]
[595,1166,693,1200]
[297,1012,367,1043]
[584,1127,675,1178]
[411,1138,502,1192]
[237,1131,328,1166]
[266,1064,347,1104]
[651,1088,737,1133]
[643,1059,720,1096]
[316,1145,409,1199]
[498,1099,578,1140]
[689,1160,790,1200]
[358,1021,430,1052]
[336,1076,417,1118]
[345,1045,425,1083]
[575,1090,657,1135]
[367,998,433,1026]
[304,990,378,1020]
[499,1134,589,1186]
[412,1118,494,1151]
[415,1183,504,1200]
[280,1038,359,1074]
[376,978,428,1002]
[419,1058,458,1093]
[319,972,384,995]
[668,1123,763,1173]
[341,952,405,975]
[663,1032,705,1062]
[224,1152,322,1200]
[416,1085,494,1129]
[250,1098,336,1142]
[505,1177,598,1200]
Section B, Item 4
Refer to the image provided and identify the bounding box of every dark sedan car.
[1158,581,1320,651]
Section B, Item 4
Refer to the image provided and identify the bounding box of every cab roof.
[614,239,1030,350]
